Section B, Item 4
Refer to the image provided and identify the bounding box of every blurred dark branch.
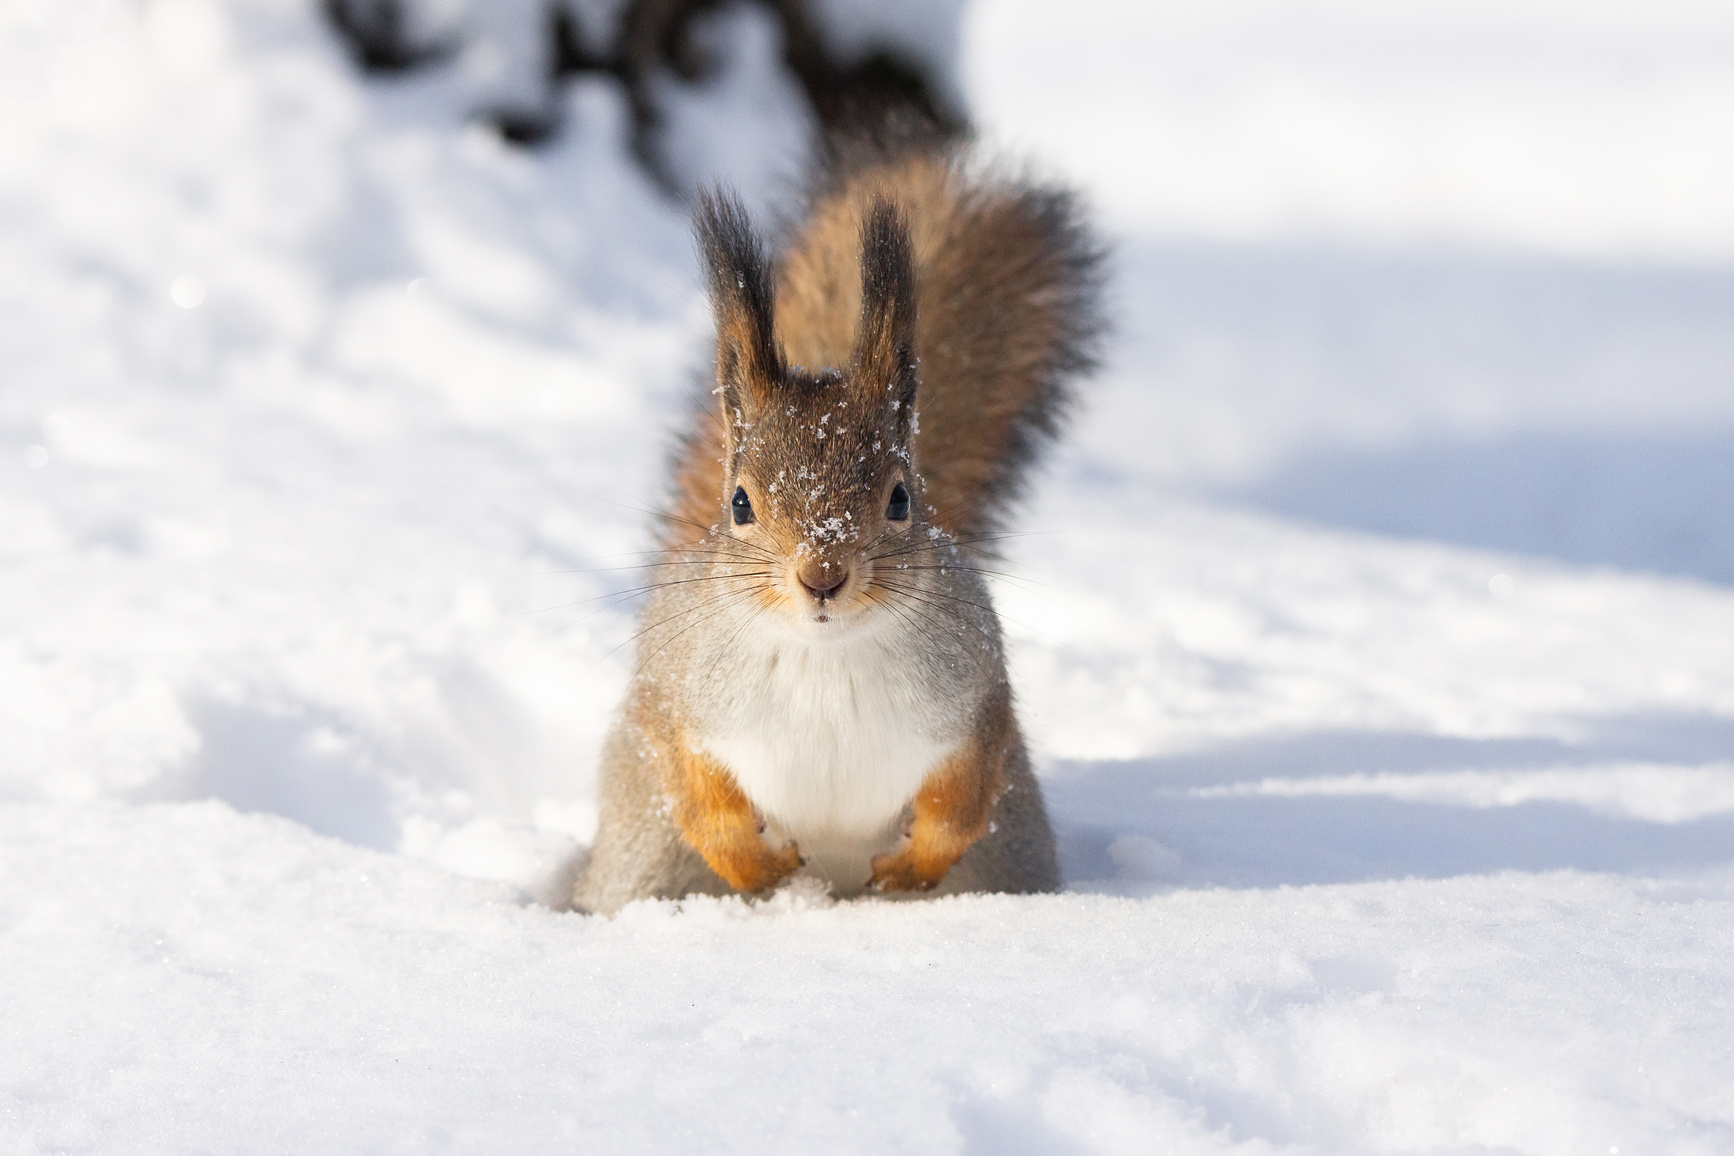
[322,0,964,195]
[765,0,962,140]
[322,0,457,71]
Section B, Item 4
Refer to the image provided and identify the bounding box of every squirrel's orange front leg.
[670,748,801,893]
[870,696,1012,892]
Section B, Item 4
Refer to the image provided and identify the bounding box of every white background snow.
[3,0,1733,1151]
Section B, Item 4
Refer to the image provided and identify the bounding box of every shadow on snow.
[1046,712,1734,891]
[1234,430,1734,585]
[1103,238,1734,585]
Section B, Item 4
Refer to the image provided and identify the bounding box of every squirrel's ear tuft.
[853,195,919,430]
[696,186,784,420]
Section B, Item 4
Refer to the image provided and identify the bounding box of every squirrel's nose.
[798,563,848,601]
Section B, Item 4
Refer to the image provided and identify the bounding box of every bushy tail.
[666,139,1105,544]
[775,140,1106,538]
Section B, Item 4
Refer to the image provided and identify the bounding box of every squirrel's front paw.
[868,849,944,893]
[720,839,802,894]
[762,840,804,889]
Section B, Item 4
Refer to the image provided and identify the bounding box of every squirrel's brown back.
[670,142,1104,543]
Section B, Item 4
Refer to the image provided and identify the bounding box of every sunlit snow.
[3,0,1733,1152]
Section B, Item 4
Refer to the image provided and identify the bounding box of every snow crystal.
[168,275,206,309]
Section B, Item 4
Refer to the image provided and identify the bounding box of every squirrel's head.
[696,188,924,632]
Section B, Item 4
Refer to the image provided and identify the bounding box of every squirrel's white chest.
[699,626,957,843]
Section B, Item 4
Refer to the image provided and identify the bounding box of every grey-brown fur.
[574,140,1101,914]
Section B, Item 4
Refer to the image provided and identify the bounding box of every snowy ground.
[4,1,1733,1151]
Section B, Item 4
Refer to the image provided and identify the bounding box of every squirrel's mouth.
[787,597,868,633]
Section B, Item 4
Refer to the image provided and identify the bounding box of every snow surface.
[4,0,1734,1151]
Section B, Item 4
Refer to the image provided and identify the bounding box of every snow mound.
[5,803,1732,1153]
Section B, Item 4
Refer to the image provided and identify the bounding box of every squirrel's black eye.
[887,482,910,522]
[731,486,755,526]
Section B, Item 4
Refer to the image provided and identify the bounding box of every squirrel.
[573,136,1104,913]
